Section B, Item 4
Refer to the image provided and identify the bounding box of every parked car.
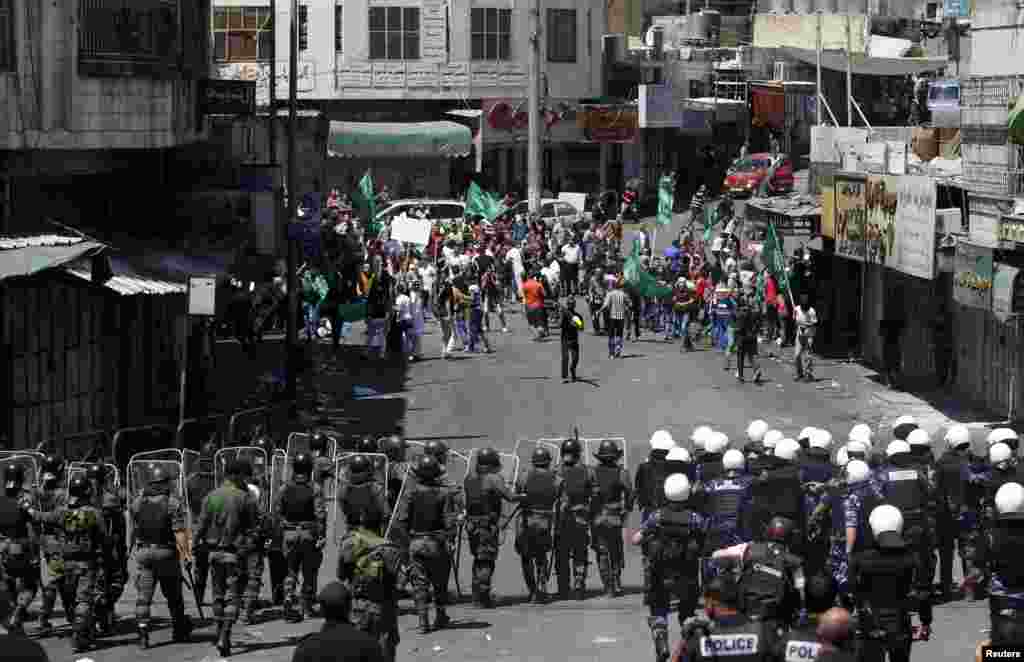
[374,199,466,226]
[723,153,795,197]
[507,198,582,228]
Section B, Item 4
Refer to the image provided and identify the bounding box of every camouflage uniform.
[589,461,633,597]
[34,481,67,632]
[515,466,563,602]
[463,462,519,605]
[275,472,327,619]
[94,482,127,634]
[0,488,38,633]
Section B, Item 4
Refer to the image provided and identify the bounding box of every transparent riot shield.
[66,461,120,492]
[582,437,629,470]
[0,450,44,464]
[447,450,471,483]
[1,454,39,491]
[269,449,288,507]
[333,452,391,535]
[286,432,338,460]
[513,438,565,475]
[182,450,214,529]
[214,446,271,512]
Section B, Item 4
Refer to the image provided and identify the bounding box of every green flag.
[464,181,505,221]
[352,172,377,232]
[624,242,672,299]
[656,175,674,227]
[703,204,717,242]
[763,220,792,296]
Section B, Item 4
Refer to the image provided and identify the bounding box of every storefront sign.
[893,176,938,280]
[753,14,868,52]
[639,84,682,129]
[199,79,256,116]
[579,106,639,143]
[834,174,867,261]
[993,265,1021,322]
[865,175,897,266]
[953,242,993,309]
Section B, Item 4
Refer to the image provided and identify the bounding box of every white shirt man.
[394,292,413,322]
[794,304,818,333]
[561,242,580,265]
[419,263,436,294]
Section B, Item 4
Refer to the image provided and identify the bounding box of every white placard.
[390,214,433,246]
[188,276,217,316]
[441,63,469,87]
[373,63,406,87]
[893,175,938,280]
[406,63,440,87]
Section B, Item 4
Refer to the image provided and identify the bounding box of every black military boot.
[284,598,302,623]
[137,621,151,649]
[172,616,192,643]
[613,564,625,597]
[434,607,451,630]
[217,622,233,657]
[522,558,537,602]
[417,608,432,634]
[573,564,587,600]
[597,556,613,597]
[649,617,670,662]
[534,562,549,604]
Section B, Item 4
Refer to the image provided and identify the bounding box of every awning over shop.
[781,47,948,76]
[63,255,187,296]
[327,121,473,158]
[0,236,107,281]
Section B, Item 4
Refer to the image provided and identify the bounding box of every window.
[335,3,343,54]
[546,9,576,63]
[299,5,308,52]
[471,8,510,61]
[368,7,419,60]
[213,6,274,63]
[79,0,181,77]
[0,0,13,72]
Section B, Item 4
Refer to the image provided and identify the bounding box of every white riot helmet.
[995,482,1024,520]
[846,439,868,459]
[834,444,850,467]
[846,459,871,484]
[705,432,729,455]
[798,427,817,444]
[747,420,769,444]
[664,473,692,503]
[723,449,746,472]
[691,426,714,450]
[667,447,692,463]
[810,429,833,450]
[849,423,873,446]
[990,442,1014,467]
[774,438,801,462]
[907,428,931,448]
[869,504,905,547]
[892,415,919,440]
[886,440,911,457]
[944,424,971,450]
[649,429,676,451]
[988,428,1020,448]
[763,430,784,453]
[247,484,261,502]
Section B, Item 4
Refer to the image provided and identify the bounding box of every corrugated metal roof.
[0,235,87,250]
[63,257,187,296]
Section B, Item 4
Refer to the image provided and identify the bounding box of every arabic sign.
[834,174,867,261]
[993,265,1020,322]
[865,175,897,266]
[753,14,868,53]
[954,243,993,309]
[893,176,938,280]
[199,79,256,116]
[578,106,639,143]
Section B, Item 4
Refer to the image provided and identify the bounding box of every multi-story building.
[0,0,211,234]
[212,0,607,195]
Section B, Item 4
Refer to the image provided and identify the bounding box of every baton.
[449,520,465,599]
[182,560,206,621]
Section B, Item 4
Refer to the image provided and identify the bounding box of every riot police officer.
[590,439,632,598]
[849,504,933,662]
[338,505,410,662]
[463,448,521,607]
[987,482,1024,647]
[892,415,919,442]
[424,440,449,466]
[88,463,126,636]
[30,475,106,653]
[678,573,778,662]
[747,438,805,549]
[194,458,260,657]
[797,427,817,453]
[825,460,882,606]
[241,464,274,624]
[338,454,390,534]
[515,446,562,604]
[379,435,408,513]
[276,452,326,621]
[35,454,67,635]
[936,424,983,602]
[189,439,219,606]
[636,430,674,522]
[698,432,729,483]
[802,430,835,482]
[776,574,839,662]
[745,420,770,476]
[394,455,460,633]
[666,446,696,483]
[690,426,713,464]
[803,430,836,579]
[876,439,937,611]
[1,462,36,634]
[701,449,752,584]
[556,437,594,600]
[635,474,706,662]
[129,466,191,648]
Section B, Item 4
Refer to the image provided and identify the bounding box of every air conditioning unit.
[773,61,788,81]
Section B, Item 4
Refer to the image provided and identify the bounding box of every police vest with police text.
[879,459,926,521]
[781,628,821,662]
[695,619,769,661]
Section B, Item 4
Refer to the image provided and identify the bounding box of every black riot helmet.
[3,463,24,492]
[476,448,501,472]
[379,435,406,462]
[86,463,108,484]
[357,436,379,455]
[425,440,449,464]
[532,447,553,468]
[200,439,219,459]
[561,438,582,460]
[253,435,275,454]
[68,475,92,500]
[42,454,64,479]
[414,454,442,481]
[311,432,330,455]
[348,454,373,478]
[764,516,797,545]
[594,439,623,464]
[227,458,251,481]
[150,466,170,487]
[292,453,314,477]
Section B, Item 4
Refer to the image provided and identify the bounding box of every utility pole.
[527,0,542,213]
[269,0,279,253]
[846,14,852,127]
[285,0,299,401]
[815,12,822,125]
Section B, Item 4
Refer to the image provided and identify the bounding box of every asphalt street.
[38,207,993,662]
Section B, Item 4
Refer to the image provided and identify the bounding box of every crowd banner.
[953,242,993,309]
[390,213,433,246]
[864,175,897,266]
[834,174,867,261]
[993,265,1020,322]
[893,175,938,280]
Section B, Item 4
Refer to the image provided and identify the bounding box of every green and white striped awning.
[327,121,473,158]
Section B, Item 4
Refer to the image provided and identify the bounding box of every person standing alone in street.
[794,293,818,382]
[560,298,584,382]
[732,299,763,384]
[599,278,628,358]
